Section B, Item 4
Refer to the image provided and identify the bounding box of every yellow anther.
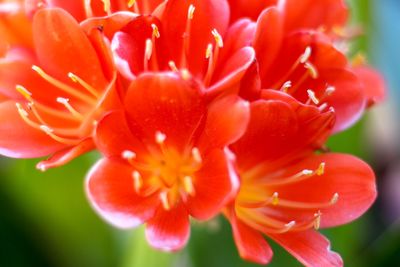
[316,162,325,176]
[330,193,339,204]
[300,46,312,64]
[151,24,160,38]
[132,171,143,193]
[183,176,195,196]
[211,29,223,48]
[280,81,292,92]
[188,4,195,20]
[159,191,170,210]
[101,0,111,14]
[16,85,33,101]
[155,131,166,144]
[127,0,136,8]
[307,89,320,105]
[272,192,279,206]
[191,147,202,163]
[205,43,213,59]
[304,62,319,79]
[168,61,179,72]
[314,211,322,230]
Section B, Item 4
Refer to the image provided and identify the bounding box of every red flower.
[0,8,118,170]
[226,90,377,266]
[86,72,249,250]
[81,0,256,96]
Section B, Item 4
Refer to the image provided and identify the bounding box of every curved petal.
[353,66,386,107]
[124,72,205,152]
[278,0,348,32]
[229,0,277,22]
[32,8,108,91]
[26,0,86,21]
[266,153,377,228]
[86,158,159,229]
[36,138,95,171]
[161,0,230,77]
[145,203,190,251]
[254,7,284,78]
[231,97,334,171]
[269,230,343,267]
[197,96,250,151]
[94,110,147,157]
[227,207,273,264]
[0,100,65,158]
[186,149,239,220]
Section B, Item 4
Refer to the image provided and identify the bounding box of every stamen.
[316,162,325,176]
[211,29,224,48]
[101,0,111,14]
[191,147,202,163]
[285,221,296,230]
[183,175,195,196]
[300,46,312,64]
[144,38,153,71]
[151,24,160,38]
[16,103,28,117]
[84,0,93,17]
[155,131,166,144]
[271,192,279,205]
[32,65,96,104]
[205,43,213,59]
[325,86,336,96]
[180,69,191,80]
[318,103,328,112]
[132,170,143,193]
[68,72,100,98]
[159,191,171,210]
[56,97,84,120]
[330,193,339,204]
[168,61,179,72]
[127,0,136,8]
[187,4,195,20]
[306,89,320,105]
[304,62,319,79]
[16,85,32,101]
[280,81,292,93]
[314,211,322,230]
[39,125,80,145]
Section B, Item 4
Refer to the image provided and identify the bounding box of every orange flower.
[0,8,118,170]
[226,91,377,266]
[86,72,250,250]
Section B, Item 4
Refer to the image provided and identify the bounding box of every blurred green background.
[1,0,399,266]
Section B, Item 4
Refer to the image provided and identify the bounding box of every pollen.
[280,81,292,92]
[151,24,160,38]
[316,162,325,176]
[187,4,195,20]
[205,43,213,59]
[183,176,195,196]
[16,85,33,101]
[271,192,279,205]
[211,29,224,48]
[127,0,136,8]
[155,131,167,144]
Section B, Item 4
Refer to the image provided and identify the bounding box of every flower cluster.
[0,0,385,266]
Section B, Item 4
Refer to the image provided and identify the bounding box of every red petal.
[197,96,250,151]
[36,138,94,171]
[227,206,273,264]
[208,47,256,97]
[95,110,147,157]
[254,7,284,79]
[279,0,348,32]
[353,66,386,107]
[145,203,190,251]
[0,100,65,158]
[231,97,334,171]
[32,8,108,91]
[161,0,229,77]
[124,73,205,152]
[111,31,137,80]
[267,153,377,228]
[186,149,239,220]
[269,230,343,267]
[229,0,277,22]
[86,158,159,229]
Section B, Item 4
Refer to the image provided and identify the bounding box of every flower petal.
[186,149,239,220]
[197,96,250,151]
[279,0,348,32]
[269,230,343,267]
[229,0,277,22]
[32,8,108,91]
[124,72,205,152]
[227,206,273,264]
[94,110,147,157]
[353,66,386,107]
[266,153,377,228]
[145,203,190,251]
[161,0,230,77]
[86,158,159,229]
[0,100,65,158]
